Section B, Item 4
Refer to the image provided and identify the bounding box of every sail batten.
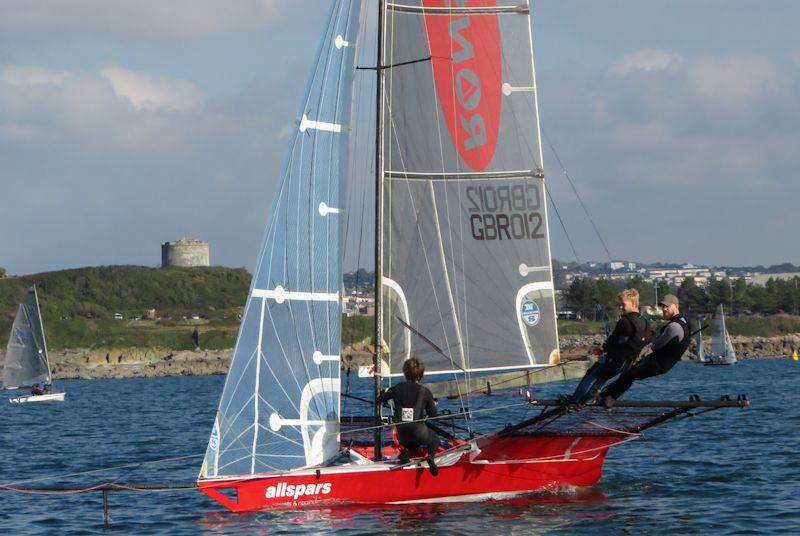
[387,3,529,15]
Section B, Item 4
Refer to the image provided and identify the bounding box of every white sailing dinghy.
[705,304,736,365]
[3,286,65,403]
[197,0,748,512]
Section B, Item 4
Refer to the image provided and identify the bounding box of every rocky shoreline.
[1,333,797,382]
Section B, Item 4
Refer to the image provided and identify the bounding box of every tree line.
[565,275,800,319]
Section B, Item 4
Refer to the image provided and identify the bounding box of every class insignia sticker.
[521,299,540,327]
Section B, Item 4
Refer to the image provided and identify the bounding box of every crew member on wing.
[378,357,440,476]
[569,288,651,405]
[600,294,692,408]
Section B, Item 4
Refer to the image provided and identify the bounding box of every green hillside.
[0,266,250,349]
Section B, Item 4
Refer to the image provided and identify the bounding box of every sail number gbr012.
[466,183,544,241]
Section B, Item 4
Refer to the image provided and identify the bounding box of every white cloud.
[611,49,679,75]
[100,65,204,112]
[0,65,72,86]
[0,64,207,151]
[0,0,300,40]
[684,57,788,111]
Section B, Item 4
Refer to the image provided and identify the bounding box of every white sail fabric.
[3,286,51,389]
[380,1,559,376]
[710,304,736,363]
[201,0,360,478]
[695,330,705,362]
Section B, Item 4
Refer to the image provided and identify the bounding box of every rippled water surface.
[1,359,798,534]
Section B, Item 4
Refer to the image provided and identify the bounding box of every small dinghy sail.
[706,304,736,365]
[198,0,748,512]
[3,286,65,403]
[695,327,706,363]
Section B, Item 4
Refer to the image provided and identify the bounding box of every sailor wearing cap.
[601,294,692,408]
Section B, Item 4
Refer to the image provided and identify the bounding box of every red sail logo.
[423,0,502,171]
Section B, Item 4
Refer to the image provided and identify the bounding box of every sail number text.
[466,184,544,241]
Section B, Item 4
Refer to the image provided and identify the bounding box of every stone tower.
[161,239,210,268]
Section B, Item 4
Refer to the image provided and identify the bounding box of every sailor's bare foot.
[602,395,616,409]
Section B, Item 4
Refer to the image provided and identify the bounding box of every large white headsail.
[201,0,360,479]
[379,0,559,377]
[3,286,51,390]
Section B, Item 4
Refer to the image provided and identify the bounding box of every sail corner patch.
[521,299,540,327]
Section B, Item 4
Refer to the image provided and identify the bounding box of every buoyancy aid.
[605,312,652,365]
[652,315,692,362]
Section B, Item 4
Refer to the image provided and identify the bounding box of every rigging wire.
[545,187,581,263]
[542,128,614,263]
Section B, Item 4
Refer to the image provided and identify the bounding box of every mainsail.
[3,286,51,390]
[710,304,736,364]
[379,0,559,377]
[200,1,360,478]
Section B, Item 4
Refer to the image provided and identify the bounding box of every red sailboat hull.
[199,435,622,513]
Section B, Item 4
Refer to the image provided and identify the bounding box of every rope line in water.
[0,482,198,495]
[0,453,204,488]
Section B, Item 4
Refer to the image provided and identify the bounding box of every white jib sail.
[200,0,361,479]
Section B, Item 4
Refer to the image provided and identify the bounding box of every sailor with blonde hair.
[569,288,652,405]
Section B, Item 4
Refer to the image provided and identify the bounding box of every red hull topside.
[199,434,624,513]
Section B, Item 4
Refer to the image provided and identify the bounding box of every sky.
[0,0,798,276]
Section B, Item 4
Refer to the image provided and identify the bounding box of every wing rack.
[500,395,749,438]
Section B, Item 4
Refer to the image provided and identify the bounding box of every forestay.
[200,1,360,478]
[2,286,51,390]
[379,0,559,377]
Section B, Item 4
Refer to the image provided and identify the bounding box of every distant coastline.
[2,333,796,382]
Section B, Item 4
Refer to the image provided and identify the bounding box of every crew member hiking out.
[377,357,440,476]
[600,293,692,408]
[569,288,651,405]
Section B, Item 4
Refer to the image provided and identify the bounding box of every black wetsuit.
[602,314,692,400]
[571,312,650,403]
[377,381,439,455]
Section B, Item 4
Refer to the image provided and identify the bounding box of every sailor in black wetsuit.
[570,288,651,405]
[601,294,692,407]
[377,357,440,476]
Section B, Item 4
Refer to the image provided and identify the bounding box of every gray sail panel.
[380,1,558,376]
[201,0,359,479]
[710,304,727,357]
[3,287,50,389]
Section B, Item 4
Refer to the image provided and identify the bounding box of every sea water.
[1,359,798,535]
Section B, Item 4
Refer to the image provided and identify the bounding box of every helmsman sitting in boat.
[569,288,652,405]
[378,357,440,476]
[600,294,692,408]
[30,382,49,396]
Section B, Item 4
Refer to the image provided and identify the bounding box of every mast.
[372,0,385,461]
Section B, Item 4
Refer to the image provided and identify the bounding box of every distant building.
[751,272,800,285]
[161,238,210,268]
